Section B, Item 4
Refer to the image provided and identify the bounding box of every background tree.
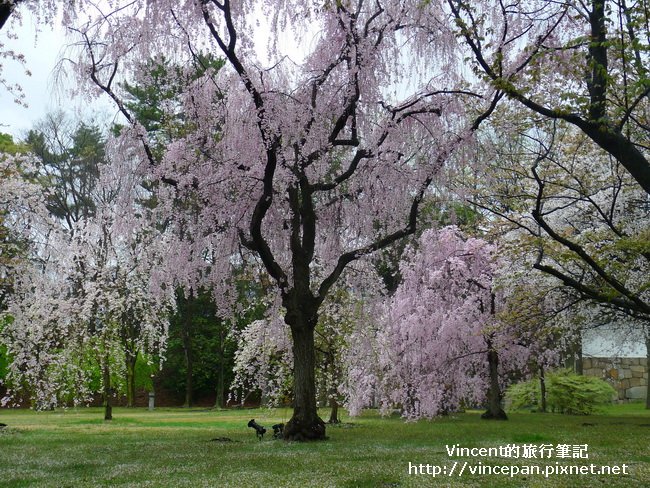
[314,288,361,424]
[0,151,76,408]
[163,288,214,408]
[118,55,225,154]
[26,112,104,230]
[160,279,262,409]
[22,113,155,411]
[348,227,555,420]
[0,135,30,306]
[0,133,27,154]
[230,316,293,409]
[2,142,174,416]
[448,0,650,193]
[0,150,46,401]
[497,269,577,413]
[117,55,240,409]
[473,110,650,406]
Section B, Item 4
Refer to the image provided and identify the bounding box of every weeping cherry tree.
[70,0,500,440]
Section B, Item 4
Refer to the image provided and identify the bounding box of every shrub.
[506,369,617,415]
[546,370,617,415]
[506,378,541,411]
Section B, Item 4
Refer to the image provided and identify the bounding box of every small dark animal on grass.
[247,419,266,440]
[272,423,284,439]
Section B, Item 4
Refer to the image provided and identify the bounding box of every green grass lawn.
[1,404,649,487]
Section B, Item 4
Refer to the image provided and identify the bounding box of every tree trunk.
[328,396,340,424]
[215,328,225,409]
[564,332,583,373]
[324,349,340,424]
[646,336,650,410]
[182,307,193,408]
[183,344,193,408]
[102,356,113,421]
[575,341,583,375]
[539,365,547,413]
[645,335,650,409]
[125,351,137,408]
[283,323,326,441]
[481,341,507,420]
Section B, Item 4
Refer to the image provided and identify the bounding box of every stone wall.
[583,357,648,401]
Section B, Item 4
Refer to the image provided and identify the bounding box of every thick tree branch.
[447,0,650,194]
[586,0,608,121]
[199,1,288,290]
[316,93,500,302]
[533,257,650,315]
[0,0,17,31]
[530,163,649,314]
[310,90,477,193]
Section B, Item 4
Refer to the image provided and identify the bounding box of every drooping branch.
[530,163,650,315]
[199,1,265,125]
[311,90,475,194]
[71,26,179,188]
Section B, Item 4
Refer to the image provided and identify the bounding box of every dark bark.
[215,326,226,409]
[586,0,608,121]
[120,317,139,409]
[481,338,507,420]
[326,353,341,424]
[646,337,650,410]
[573,119,650,196]
[102,356,113,421]
[0,1,17,31]
[328,397,340,424]
[539,365,547,413]
[177,291,194,408]
[283,318,326,441]
[448,0,650,194]
[125,351,137,408]
[182,325,193,408]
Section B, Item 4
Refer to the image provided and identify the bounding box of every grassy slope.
[0,405,649,487]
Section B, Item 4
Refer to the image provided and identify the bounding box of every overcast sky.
[1,11,115,139]
[0,5,388,141]
[0,4,284,141]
